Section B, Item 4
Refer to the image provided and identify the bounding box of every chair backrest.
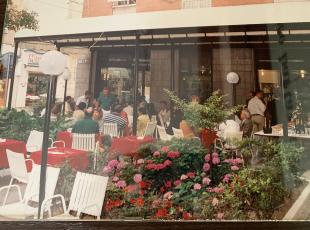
[68,172,109,219]
[157,125,170,141]
[225,131,243,146]
[172,127,184,138]
[103,123,119,138]
[143,122,156,137]
[23,164,60,203]
[6,150,28,183]
[26,130,44,152]
[72,133,96,152]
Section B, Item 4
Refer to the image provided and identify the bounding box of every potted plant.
[165,89,239,149]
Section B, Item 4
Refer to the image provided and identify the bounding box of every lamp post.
[226,72,240,106]
[61,67,71,116]
[38,50,67,219]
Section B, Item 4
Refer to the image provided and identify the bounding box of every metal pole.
[62,79,68,116]
[132,34,139,135]
[4,54,11,106]
[7,41,19,110]
[37,75,56,219]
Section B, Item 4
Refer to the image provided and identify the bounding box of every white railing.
[182,0,211,9]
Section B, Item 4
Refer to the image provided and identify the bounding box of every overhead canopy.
[14,2,310,48]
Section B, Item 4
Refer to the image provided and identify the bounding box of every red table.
[0,139,27,169]
[30,147,89,171]
[109,136,154,158]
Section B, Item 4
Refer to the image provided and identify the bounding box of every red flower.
[161,146,170,153]
[187,172,195,178]
[146,160,154,164]
[165,181,172,188]
[139,190,145,196]
[156,208,168,218]
[167,151,181,159]
[130,198,136,205]
[182,212,191,220]
[163,160,172,167]
[160,186,166,193]
[136,197,145,207]
[139,181,150,189]
[174,180,181,186]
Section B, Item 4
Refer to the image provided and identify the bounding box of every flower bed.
[100,138,304,220]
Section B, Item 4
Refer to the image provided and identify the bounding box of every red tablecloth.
[30,147,89,171]
[110,136,154,158]
[0,139,27,169]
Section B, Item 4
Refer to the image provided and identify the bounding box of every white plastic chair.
[26,130,44,153]
[72,133,99,170]
[172,127,184,138]
[0,164,60,219]
[44,172,109,220]
[157,125,173,141]
[143,122,157,138]
[103,123,119,138]
[2,150,34,206]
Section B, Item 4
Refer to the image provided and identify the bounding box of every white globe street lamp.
[226,72,240,106]
[37,50,67,219]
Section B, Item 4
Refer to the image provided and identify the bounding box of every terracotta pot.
[200,128,218,149]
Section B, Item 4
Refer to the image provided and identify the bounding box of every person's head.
[159,100,168,110]
[102,87,110,96]
[77,102,87,111]
[85,90,91,99]
[255,90,264,99]
[240,109,251,121]
[113,104,123,114]
[92,108,103,121]
[138,107,147,116]
[85,107,94,117]
[65,96,72,102]
[250,91,256,98]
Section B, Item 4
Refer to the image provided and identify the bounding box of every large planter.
[200,128,217,149]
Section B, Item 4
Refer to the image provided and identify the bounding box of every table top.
[254,130,310,139]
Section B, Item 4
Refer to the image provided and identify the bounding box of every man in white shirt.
[248,90,266,133]
[76,90,91,108]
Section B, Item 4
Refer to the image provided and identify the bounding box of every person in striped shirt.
[103,104,126,132]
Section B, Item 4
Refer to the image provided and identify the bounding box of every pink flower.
[180,174,188,180]
[108,159,119,168]
[213,187,224,193]
[115,180,127,189]
[231,165,239,171]
[117,161,126,170]
[204,154,211,162]
[155,164,166,171]
[212,157,220,165]
[167,151,181,159]
[223,174,231,183]
[217,212,224,220]
[235,158,244,165]
[212,197,219,207]
[146,160,153,164]
[163,160,172,167]
[146,163,156,170]
[163,191,173,200]
[212,152,219,158]
[203,163,210,172]
[202,177,211,185]
[112,176,119,182]
[174,180,181,186]
[187,172,195,178]
[161,146,170,153]
[137,159,144,165]
[153,151,161,158]
[133,174,142,184]
[103,166,113,174]
[165,181,172,188]
[194,183,202,190]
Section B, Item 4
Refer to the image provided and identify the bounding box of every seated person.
[103,104,126,133]
[158,100,171,128]
[179,120,196,139]
[240,109,253,138]
[92,108,104,134]
[137,107,150,136]
[72,107,99,134]
[72,102,86,123]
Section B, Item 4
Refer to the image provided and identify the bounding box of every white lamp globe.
[39,50,67,76]
[61,67,71,81]
[226,72,239,84]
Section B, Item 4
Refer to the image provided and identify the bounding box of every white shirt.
[76,95,88,107]
[123,105,133,116]
[248,96,266,116]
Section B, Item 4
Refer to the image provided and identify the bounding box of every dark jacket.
[240,119,253,138]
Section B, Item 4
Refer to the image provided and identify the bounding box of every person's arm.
[257,99,266,114]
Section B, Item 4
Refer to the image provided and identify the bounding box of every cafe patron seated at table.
[72,107,99,134]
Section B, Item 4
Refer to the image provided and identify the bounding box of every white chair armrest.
[0,184,22,205]
[40,194,67,219]
[50,141,66,148]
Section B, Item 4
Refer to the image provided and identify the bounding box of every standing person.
[64,96,74,116]
[97,87,116,111]
[248,90,266,133]
[240,109,253,138]
[137,107,150,136]
[103,104,126,133]
[72,107,99,134]
[246,91,256,108]
[158,100,170,128]
[76,90,92,108]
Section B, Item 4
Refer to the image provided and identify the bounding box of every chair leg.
[3,177,14,206]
